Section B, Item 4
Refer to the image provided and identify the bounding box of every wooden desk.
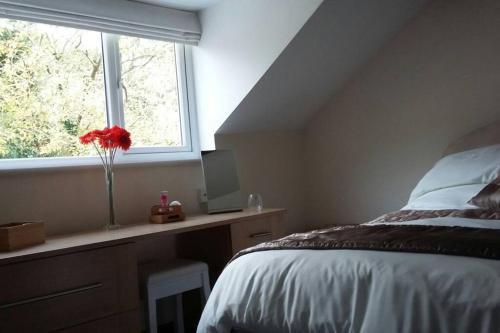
[0,208,285,332]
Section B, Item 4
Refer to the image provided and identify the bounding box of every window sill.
[0,151,200,172]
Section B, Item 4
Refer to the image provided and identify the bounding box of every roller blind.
[0,0,201,44]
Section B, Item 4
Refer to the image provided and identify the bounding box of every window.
[0,18,197,169]
[118,36,183,148]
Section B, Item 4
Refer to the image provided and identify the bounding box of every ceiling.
[132,0,220,11]
[218,0,430,134]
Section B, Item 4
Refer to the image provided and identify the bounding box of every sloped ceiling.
[217,0,430,134]
[192,0,323,149]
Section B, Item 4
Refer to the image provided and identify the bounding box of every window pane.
[118,37,182,147]
[0,19,107,159]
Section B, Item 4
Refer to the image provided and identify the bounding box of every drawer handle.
[0,282,103,310]
[249,232,272,238]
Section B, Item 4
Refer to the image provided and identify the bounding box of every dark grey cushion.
[468,176,500,209]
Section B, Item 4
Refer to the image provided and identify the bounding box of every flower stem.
[92,141,107,172]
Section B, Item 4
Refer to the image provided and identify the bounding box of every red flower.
[79,131,96,144]
[110,126,131,151]
[79,129,105,145]
[97,127,114,149]
[80,126,132,151]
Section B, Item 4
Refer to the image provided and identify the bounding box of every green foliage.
[0,19,181,159]
[119,36,181,147]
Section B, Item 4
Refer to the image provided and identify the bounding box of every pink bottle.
[159,191,169,213]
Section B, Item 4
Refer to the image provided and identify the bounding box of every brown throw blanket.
[232,209,500,262]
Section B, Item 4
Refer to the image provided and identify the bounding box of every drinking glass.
[248,193,263,212]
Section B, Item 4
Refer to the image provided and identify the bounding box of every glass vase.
[248,193,263,212]
[104,169,120,230]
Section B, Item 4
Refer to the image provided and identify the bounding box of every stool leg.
[200,270,211,306]
[147,290,157,333]
[175,294,184,333]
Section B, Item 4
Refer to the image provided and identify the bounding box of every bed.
[197,122,500,333]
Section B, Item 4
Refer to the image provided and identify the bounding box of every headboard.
[443,120,500,156]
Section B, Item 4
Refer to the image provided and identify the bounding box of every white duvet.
[197,218,500,333]
[199,145,500,332]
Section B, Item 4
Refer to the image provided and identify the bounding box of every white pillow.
[407,144,500,206]
[403,185,485,210]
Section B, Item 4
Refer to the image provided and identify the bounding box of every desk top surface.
[0,208,285,264]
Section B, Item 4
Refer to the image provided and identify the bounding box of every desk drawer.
[230,216,282,254]
[0,243,138,332]
[54,310,140,333]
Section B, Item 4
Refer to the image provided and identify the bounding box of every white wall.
[0,162,204,235]
[8,0,499,239]
[215,131,306,234]
[192,0,322,150]
[218,0,428,134]
[305,0,500,228]
[0,140,308,236]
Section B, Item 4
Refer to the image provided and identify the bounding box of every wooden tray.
[150,205,185,224]
[0,221,45,252]
[150,204,183,215]
[149,212,185,224]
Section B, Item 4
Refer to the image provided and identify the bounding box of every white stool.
[144,259,211,333]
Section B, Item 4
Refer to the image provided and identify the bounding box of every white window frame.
[0,29,199,171]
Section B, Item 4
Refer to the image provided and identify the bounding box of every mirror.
[201,150,243,214]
